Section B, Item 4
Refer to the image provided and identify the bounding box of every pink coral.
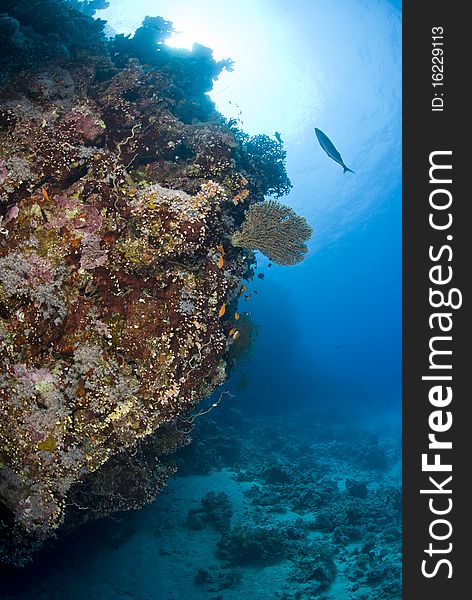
[54,195,80,211]
[26,254,53,287]
[72,205,102,234]
[44,196,80,230]
[80,233,108,269]
[13,364,56,386]
[3,204,19,226]
[64,110,104,142]
[0,159,8,184]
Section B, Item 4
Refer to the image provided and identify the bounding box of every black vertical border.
[403,1,469,598]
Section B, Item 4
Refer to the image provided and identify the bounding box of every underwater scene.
[0,1,401,599]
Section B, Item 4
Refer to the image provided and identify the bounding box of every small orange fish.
[234,312,240,320]
[218,255,224,269]
[218,303,226,318]
[229,327,238,336]
[41,187,50,203]
[239,285,248,297]
[216,244,225,256]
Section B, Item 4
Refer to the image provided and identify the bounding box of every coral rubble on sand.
[0,1,310,564]
[178,410,401,600]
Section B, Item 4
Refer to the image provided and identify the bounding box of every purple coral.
[3,204,19,225]
[72,205,102,234]
[80,233,108,269]
[44,195,80,230]
[64,110,104,143]
[0,159,8,184]
[26,254,53,287]
[13,364,56,386]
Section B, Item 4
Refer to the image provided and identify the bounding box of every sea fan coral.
[231,200,313,265]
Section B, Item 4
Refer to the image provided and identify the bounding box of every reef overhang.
[0,0,302,565]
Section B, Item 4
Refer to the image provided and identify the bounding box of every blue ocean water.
[1,1,401,598]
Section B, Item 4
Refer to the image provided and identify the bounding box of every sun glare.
[166,30,197,52]
[165,21,229,61]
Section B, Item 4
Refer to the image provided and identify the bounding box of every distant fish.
[274,131,283,144]
[314,128,354,174]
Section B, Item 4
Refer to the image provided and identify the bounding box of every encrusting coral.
[0,180,235,538]
[0,0,312,564]
[231,200,313,265]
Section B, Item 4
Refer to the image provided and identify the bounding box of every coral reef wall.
[0,0,308,565]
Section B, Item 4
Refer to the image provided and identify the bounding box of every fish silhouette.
[314,128,354,174]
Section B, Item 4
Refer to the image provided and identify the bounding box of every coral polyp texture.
[0,0,311,564]
[231,200,313,265]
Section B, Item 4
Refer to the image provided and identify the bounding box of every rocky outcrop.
[0,1,310,564]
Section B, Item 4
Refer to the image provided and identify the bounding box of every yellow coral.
[232,189,249,204]
[105,398,135,423]
[38,436,57,452]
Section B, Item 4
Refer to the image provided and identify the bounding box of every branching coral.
[68,0,109,17]
[109,16,233,123]
[231,200,313,266]
[232,132,292,199]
